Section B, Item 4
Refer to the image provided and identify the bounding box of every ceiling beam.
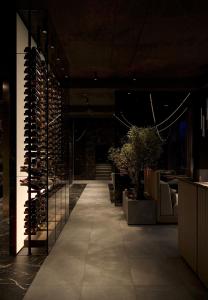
[60,76,207,91]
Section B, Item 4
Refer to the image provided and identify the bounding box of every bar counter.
[178,179,208,288]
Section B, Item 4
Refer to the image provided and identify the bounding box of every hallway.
[24,181,208,300]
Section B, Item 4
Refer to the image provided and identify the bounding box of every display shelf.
[24,212,67,248]
[20,44,68,254]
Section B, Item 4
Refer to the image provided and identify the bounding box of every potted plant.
[108,146,132,205]
[109,126,162,224]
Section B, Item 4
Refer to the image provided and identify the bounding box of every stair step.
[96,174,111,176]
[96,166,112,169]
[95,164,112,180]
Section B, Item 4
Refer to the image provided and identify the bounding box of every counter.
[178,180,208,288]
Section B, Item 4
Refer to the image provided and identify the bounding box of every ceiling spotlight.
[133,77,137,81]
[164,104,169,107]
[2,81,9,93]
[128,92,131,95]
[93,72,98,81]
[50,45,55,49]
[56,57,61,61]
[42,29,47,35]
[65,75,69,79]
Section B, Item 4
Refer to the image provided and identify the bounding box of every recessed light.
[42,30,47,34]
[50,45,55,49]
[133,78,136,81]
[164,104,169,107]
[56,57,61,61]
[128,92,131,95]
[93,72,98,81]
[2,81,9,92]
[65,75,69,78]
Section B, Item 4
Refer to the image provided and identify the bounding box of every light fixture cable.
[156,92,191,128]
[113,114,131,128]
[120,112,134,127]
[159,107,188,132]
[149,93,164,142]
[75,129,87,142]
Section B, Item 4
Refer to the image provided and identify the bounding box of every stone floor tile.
[23,181,208,300]
[135,286,193,300]
[80,282,137,300]
[130,257,186,286]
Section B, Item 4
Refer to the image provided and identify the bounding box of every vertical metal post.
[27,8,32,256]
[192,95,200,181]
[45,13,49,255]
[72,120,75,182]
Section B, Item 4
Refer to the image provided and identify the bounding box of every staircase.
[95,163,112,180]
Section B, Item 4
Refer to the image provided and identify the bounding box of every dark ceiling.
[48,1,208,78]
[18,0,208,89]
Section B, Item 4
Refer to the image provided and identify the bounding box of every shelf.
[21,46,68,253]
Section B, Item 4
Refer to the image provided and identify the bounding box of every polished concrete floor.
[0,183,86,300]
[24,181,208,300]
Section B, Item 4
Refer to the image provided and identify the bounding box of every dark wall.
[161,90,208,179]
[0,10,17,255]
[192,90,208,180]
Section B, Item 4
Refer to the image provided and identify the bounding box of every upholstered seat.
[160,181,178,217]
[144,169,178,223]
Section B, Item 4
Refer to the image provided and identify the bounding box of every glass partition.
[16,10,69,255]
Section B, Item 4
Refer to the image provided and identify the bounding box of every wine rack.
[20,46,68,253]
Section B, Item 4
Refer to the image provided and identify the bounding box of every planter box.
[112,172,131,206]
[122,191,156,225]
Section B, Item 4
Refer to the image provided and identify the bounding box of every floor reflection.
[0,183,86,300]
